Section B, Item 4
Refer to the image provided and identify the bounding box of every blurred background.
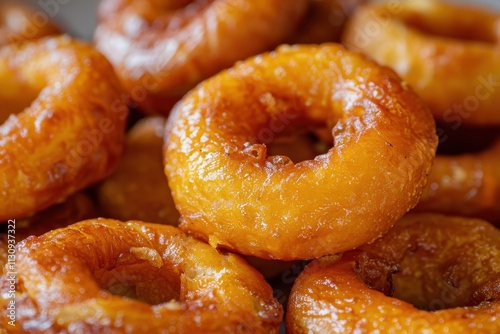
[19,0,500,41]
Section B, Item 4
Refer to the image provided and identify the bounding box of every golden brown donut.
[94,0,308,115]
[287,213,500,333]
[416,136,500,223]
[291,0,365,44]
[343,0,500,125]
[0,219,283,333]
[0,36,128,221]
[97,117,180,225]
[0,2,60,46]
[165,43,437,260]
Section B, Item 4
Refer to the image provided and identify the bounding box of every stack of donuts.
[0,0,499,333]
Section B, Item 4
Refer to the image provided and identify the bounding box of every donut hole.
[247,92,333,164]
[93,249,180,305]
[266,131,330,164]
[355,249,493,311]
[0,58,45,124]
[0,82,40,125]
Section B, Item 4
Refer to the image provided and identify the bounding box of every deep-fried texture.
[286,213,500,333]
[416,136,500,223]
[0,219,283,333]
[291,0,365,44]
[343,0,500,125]
[0,2,60,46]
[0,36,128,221]
[165,43,437,260]
[94,0,308,115]
[97,117,180,225]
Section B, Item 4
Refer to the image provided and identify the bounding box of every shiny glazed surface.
[94,0,308,115]
[0,219,283,333]
[165,43,437,260]
[287,213,500,333]
[343,0,500,125]
[416,137,500,223]
[0,36,128,221]
[97,117,180,226]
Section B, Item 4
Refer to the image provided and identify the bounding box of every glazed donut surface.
[416,136,500,223]
[165,43,437,260]
[94,0,309,114]
[0,36,128,221]
[343,0,500,125]
[287,213,500,333]
[0,219,283,333]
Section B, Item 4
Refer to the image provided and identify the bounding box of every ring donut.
[0,36,128,221]
[286,213,500,333]
[0,219,283,332]
[416,136,500,224]
[97,117,180,226]
[94,0,308,115]
[342,0,500,125]
[164,44,437,260]
[0,2,60,46]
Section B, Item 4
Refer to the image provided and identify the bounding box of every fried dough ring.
[165,44,437,260]
[343,0,500,125]
[416,136,500,223]
[94,0,308,115]
[286,213,500,333]
[97,117,180,225]
[0,36,128,221]
[0,2,60,46]
[0,219,282,333]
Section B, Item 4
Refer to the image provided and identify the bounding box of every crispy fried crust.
[287,213,500,333]
[165,43,437,260]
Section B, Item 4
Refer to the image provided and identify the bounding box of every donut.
[0,36,128,221]
[164,43,438,260]
[291,0,365,44]
[342,0,500,125]
[416,136,500,224]
[0,2,60,46]
[286,213,500,333]
[97,117,180,226]
[94,0,308,115]
[0,219,283,332]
